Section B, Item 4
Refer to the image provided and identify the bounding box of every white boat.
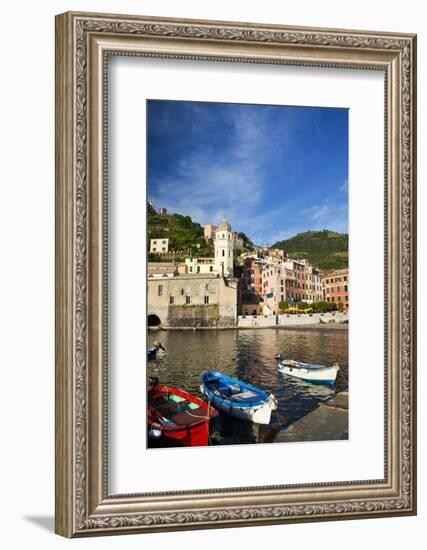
[275,354,339,386]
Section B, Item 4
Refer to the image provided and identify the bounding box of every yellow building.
[185,257,216,274]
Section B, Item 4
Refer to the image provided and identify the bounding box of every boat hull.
[149,420,214,447]
[278,361,339,386]
[148,385,217,447]
[147,347,156,360]
[204,393,275,424]
[200,371,277,425]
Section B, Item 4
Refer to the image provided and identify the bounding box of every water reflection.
[147,328,348,445]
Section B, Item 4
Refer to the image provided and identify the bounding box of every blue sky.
[147,100,348,246]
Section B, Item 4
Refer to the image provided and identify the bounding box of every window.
[344,276,348,281]
[344,285,348,292]
[153,248,156,252]
[169,295,174,304]
[189,266,193,272]
[158,285,163,296]
[185,295,191,304]
[162,247,166,251]
[197,266,200,273]
[345,295,348,301]
[180,289,184,296]
[204,296,209,304]
[327,297,330,302]
[281,295,284,301]
[331,297,335,302]
[162,240,166,244]
[222,250,225,257]
[337,286,341,292]
[338,296,342,301]
[209,266,213,272]
[153,240,157,244]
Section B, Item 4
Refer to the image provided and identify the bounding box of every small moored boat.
[148,378,217,447]
[147,342,167,361]
[154,341,167,356]
[275,354,339,386]
[200,370,277,425]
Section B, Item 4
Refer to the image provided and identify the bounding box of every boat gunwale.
[200,370,272,409]
[148,384,218,430]
[278,360,339,373]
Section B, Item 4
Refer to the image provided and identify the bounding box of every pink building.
[283,259,306,302]
[204,224,217,240]
[262,263,288,314]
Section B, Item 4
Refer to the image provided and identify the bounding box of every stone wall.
[147,274,238,328]
[168,304,220,328]
[237,312,348,328]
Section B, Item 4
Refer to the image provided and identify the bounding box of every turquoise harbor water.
[147,327,348,445]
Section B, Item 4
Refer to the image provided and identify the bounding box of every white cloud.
[150,104,348,242]
[302,200,348,234]
[151,107,282,232]
[339,179,348,193]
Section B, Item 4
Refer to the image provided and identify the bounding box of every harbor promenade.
[237,311,348,328]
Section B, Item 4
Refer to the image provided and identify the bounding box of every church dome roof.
[217,217,231,231]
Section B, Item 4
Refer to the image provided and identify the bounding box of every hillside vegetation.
[147,204,212,259]
[273,230,348,271]
[148,205,254,261]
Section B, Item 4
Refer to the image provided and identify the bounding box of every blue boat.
[200,370,277,425]
[147,342,167,361]
[147,347,157,360]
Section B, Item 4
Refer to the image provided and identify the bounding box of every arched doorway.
[147,314,161,327]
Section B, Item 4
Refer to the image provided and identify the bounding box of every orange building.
[243,258,264,298]
[322,269,349,310]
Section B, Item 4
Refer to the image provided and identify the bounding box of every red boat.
[147,380,218,447]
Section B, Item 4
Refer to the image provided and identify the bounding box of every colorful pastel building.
[283,259,306,302]
[204,224,217,240]
[298,259,323,303]
[185,257,216,274]
[323,269,349,310]
[262,263,289,314]
[242,258,265,298]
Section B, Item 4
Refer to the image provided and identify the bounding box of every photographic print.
[147,99,349,448]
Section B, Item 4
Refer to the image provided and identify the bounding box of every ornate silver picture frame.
[55,11,417,537]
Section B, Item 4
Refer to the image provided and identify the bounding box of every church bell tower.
[214,217,234,277]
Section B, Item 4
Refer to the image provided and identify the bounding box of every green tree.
[237,231,254,250]
[312,300,338,313]
[278,301,289,312]
[272,230,348,271]
[297,301,309,310]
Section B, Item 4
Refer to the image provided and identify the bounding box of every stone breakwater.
[274,391,349,442]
